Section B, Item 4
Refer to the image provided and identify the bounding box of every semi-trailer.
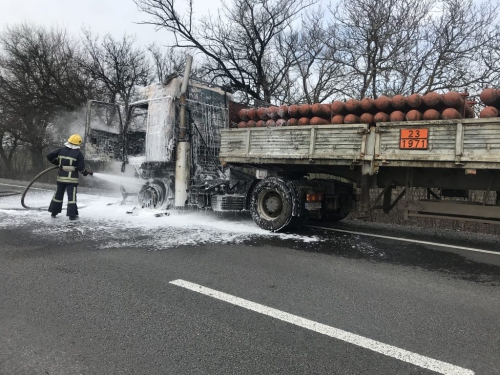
[85,61,500,231]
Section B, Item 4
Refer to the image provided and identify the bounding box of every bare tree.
[134,0,317,104]
[483,23,500,88]
[400,0,497,94]
[326,0,432,99]
[327,0,497,99]
[285,8,350,104]
[0,110,22,178]
[80,30,152,112]
[0,24,92,173]
[147,43,190,84]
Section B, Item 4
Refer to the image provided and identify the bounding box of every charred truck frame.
[86,59,500,231]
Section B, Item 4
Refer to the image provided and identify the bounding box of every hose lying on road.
[21,166,59,210]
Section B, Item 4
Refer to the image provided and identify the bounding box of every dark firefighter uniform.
[46,134,91,219]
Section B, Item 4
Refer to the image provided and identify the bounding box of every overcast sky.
[0,0,219,47]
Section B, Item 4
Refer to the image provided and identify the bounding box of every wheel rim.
[257,189,284,220]
[138,181,166,209]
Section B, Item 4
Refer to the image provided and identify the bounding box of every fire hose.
[21,166,59,210]
[20,166,93,210]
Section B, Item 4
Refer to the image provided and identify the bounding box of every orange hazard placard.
[400,128,429,149]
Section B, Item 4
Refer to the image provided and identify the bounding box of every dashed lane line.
[307,225,500,256]
[170,279,474,375]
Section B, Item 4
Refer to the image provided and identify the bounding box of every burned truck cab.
[85,75,236,210]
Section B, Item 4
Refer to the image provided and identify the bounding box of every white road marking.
[0,182,50,191]
[307,225,500,256]
[170,279,474,375]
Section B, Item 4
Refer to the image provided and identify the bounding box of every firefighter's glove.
[88,171,94,176]
[82,170,89,176]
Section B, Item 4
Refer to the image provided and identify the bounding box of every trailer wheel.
[250,178,301,232]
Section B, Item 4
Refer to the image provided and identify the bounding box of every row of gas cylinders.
[235,90,498,128]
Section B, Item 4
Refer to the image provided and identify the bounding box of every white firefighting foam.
[0,189,321,249]
[135,82,180,163]
[92,172,143,188]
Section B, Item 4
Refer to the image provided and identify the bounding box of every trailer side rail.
[220,124,369,166]
[375,118,500,169]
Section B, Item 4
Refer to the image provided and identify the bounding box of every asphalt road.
[0,186,499,374]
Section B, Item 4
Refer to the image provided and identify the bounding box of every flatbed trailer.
[220,118,500,227]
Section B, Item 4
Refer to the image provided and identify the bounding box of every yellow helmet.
[68,134,83,145]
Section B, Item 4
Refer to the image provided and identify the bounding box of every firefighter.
[46,134,93,220]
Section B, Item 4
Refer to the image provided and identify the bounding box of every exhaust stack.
[175,55,193,208]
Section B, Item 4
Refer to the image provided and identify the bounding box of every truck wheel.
[250,178,301,232]
[138,179,170,209]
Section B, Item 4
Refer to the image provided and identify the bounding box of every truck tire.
[250,177,302,232]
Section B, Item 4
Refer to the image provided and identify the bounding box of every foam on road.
[0,190,320,249]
